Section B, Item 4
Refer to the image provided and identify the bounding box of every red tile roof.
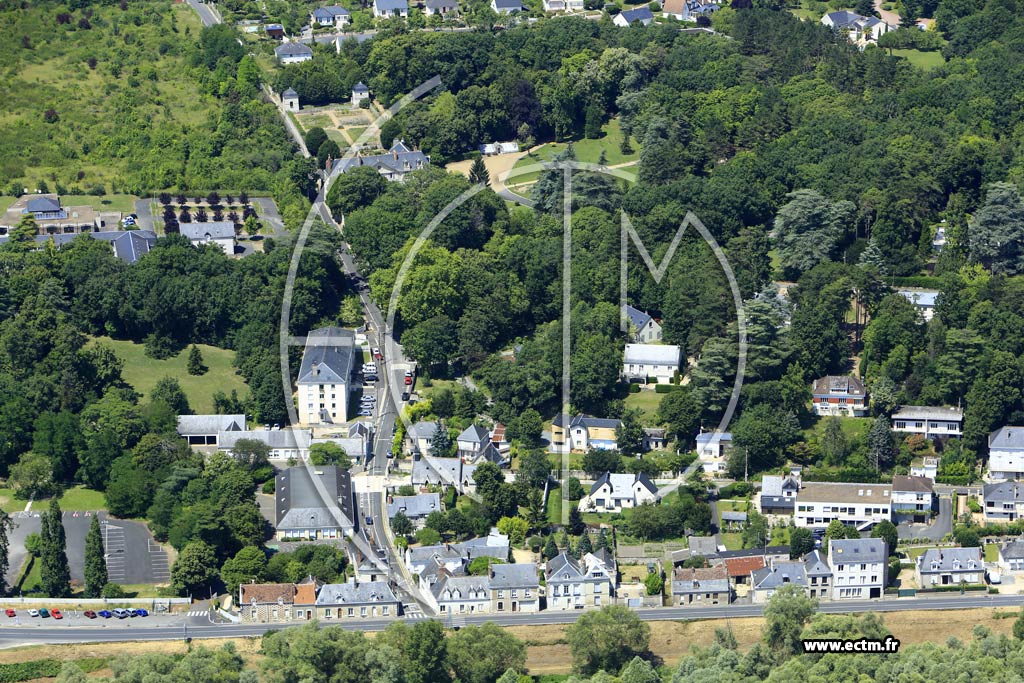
[723,556,766,578]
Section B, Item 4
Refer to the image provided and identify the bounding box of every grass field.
[508,119,640,185]
[720,532,742,550]
[985,543,999,562]
[0,488,24,514]
[88,337,248,414]
[54,486,107,511]
[61,194,138,213]
[546,486,564,525]
[891,48,946,70]
[804,414,872,444]
[0,196,15,212]
[625,390,663,422]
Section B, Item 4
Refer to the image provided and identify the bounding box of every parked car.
[135,608,149,617]
[4,609,14,618]
[358,409,373,416]
[39,609,50,618]
[401,392,410,402]
[404,375,413,385]
[373,347,382,360]
[113,608,130,619]
[51,609,63,620]
[84,610,97,619]
[28,609,39,618]
[98,610,112,619]
[365,516,374,526]
[363,375,379,383]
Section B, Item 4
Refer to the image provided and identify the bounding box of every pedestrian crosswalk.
[187,610,209,617]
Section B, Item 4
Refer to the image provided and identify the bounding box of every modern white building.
[828,538,887,600]
[910,456,939,480]
[892,406,963,439]
[180,221,235,255]
[550,414,621,453]
[890,475,935,523]
[622,343,681,384]
[988,426,1024,481]
[794,482,891,531]
[983,481,1024,522]
[296,327,356,425]
[176,414,246,446]
[579,472,658,513]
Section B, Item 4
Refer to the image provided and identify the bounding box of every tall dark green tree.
[41,500,71,598]
[84,514,108,598]
[0,511,10,595]
[469,157,490,185]
[867,415,895,471]
[186,345,206,376]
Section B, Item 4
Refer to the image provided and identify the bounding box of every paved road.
[3,594,1023,646]
[898,495,953,542]
[133,198,155,232]
[185,0,221,26]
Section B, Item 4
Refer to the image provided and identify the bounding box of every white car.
[28,609,39,617]
[358,409,374,416]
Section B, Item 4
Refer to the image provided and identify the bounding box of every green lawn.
[325,129,348,146]
[0,488,25,514]
[984,543,999,562]
[61,194,138,213]
[55,486,107,511]
[546,487,564,525]
[720,532,742,550]
[789,6,821,20]
[805,415,872,443]
[508,118,641,185]
[416,378,457,403]
[891,49,946,70]
[625,390,663,422]
[0,196,16,212]
[88,336,249,414]
[18,557,42,594]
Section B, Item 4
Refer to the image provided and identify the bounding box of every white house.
[983,481,1024,522]
[491,0,525,12]
[623,304,662,343]
[897,289,939,321]
[794,482,891,531]
[829,538,887,600]
[695,431,731,474]
[424,0,458,16]
[890,475,934,523]
[282,87,300,112]
[180,221,235,255]
[373,0,408,18]
[910,456,939,480]
[333,139,430,182]
[988,426,1024,481]
[622,343,681,384]
[662,0,721,21]
[998,539,1024,573]
[917,547,984,587]
[892,405,963,439]
[760,471,801,515]
[430,572,491,616]
[550,414,621,453]
[296,327,356,425]
[311,5,351,28]
[613,6,654,26]
[274,41,314,64]
[579,472,658,513]
[821,10,890,47]
[812,375,868,417]
[542,0,584,11]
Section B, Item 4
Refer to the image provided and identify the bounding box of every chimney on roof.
[312,361,320,376]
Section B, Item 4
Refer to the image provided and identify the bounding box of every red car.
[51,609,63,620]
[4,609,14,618]
[84,610,97,619]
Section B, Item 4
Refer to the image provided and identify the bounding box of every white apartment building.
[890,475,935,523]
[988,426,1024,481]
[829,538,887,600]
[794,482,891,531]
[297,327,356,425]
[892,406,963,439]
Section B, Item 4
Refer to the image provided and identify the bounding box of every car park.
[98,610,112,618]
[4,609,14,618]
[51,609,63,620]
[28,609,39,617]
[84,610,97,619]
[39,609,50,618]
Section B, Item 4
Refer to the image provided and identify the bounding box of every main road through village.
[1,595,1022,647]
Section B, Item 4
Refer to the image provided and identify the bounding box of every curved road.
[1,594,1021,647]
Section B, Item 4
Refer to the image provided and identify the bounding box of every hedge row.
[889,276,945,289]
[654,384,682,394]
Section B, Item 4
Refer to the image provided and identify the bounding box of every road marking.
[187,610,209,617]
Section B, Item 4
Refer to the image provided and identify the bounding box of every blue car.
[98,610,112,618]
[135,608,149,617]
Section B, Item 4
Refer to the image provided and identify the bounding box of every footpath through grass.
[88,337,248,414]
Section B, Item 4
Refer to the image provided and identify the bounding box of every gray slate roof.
[686,535,720,558]
[1000,539,1024,560]
[0,230,158,265]
[492,0,524,8]
[589,471,657,497]
[803,550,832,577]
[412,454,476,488]
[25,196,62,213]
[316,580,398,605]
[990,426,1024,450]
[891,475,934,494]
[918,547,982,573]
[388,493,440,519]
[458,424,489,443]
[893,405,962,422]
[220,429,311,451]
[335,140,429,177]
[179,221,235,241]
[722,511,748,523]
[984,481,1024,504]
[751,562,806,590]
[672,564,729,594]
[352,81,370,93]
[489,563,538,589]
[282,87,298,98]
[276,465,353,530]
[275,42,314,57]
[829,538,886,564]
[297,327,356,385]
[176,414,246,435]
[552,414,622,430]
[812,375,866,396]
[375,0,408,9]
[619,6,654,22]
[433,573,488,600]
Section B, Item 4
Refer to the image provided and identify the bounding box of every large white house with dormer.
[988,426,1024,481]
